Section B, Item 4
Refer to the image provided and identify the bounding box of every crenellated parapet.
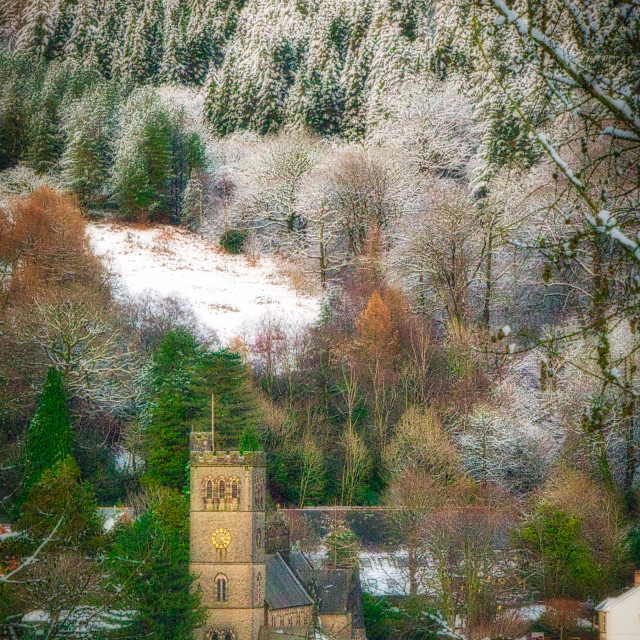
[189,432,266,467]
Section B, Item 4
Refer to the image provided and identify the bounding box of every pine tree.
[192,349,261,451]
[341,46,370,140]
[107,489,204,639]
[119,0,159,84]
[112,90,173,220]
[47,0,78,59]
[64,0,98,67]
[61,85,116,207]
[16,0,54,60]
[160,0,186,85]
[23,367,72,495]
[184,0,211,85]
[143,329,203,490]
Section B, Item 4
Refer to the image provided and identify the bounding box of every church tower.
[190,430,266,640]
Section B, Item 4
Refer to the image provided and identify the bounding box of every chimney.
[635,570,640,587]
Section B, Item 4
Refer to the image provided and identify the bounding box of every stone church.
[189,431,366,640]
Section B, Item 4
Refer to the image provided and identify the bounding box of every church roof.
[289,549,315,590]
[316,569,351,615]
[265,553,314,610]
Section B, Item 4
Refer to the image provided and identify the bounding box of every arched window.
[256,528,262,549]
[206,480,213,500]
[216,575,227,602]
[212,634,219,640]
[231,480,238,499]
[219,480,226,498]
[224,634,232,640]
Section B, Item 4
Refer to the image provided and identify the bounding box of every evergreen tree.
[112,90,173,220]
[118,0,159,84]
[16,455,101,553]
[160,0,187,85]
[143,329,203,490]
[61,84,116,206]
[16,0,54,60]
[107,489,204,639]
[519,505,601,599]
[64,0,98,69]
[193,349,261,450]
[23,367,72,495]
[184,0,212,85]
[341,46,370,140]
[47,0,78,60]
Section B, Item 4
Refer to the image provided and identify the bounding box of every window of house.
[232,480,238,498]
[206,480,213,500]
[219,480,226,498]
[216,575,227,602]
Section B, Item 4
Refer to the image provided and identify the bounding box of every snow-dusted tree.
[160,0,187,85]
[118,0,160,84]
[16,0,54,59]
[288,17,345,136]
[458,376,561,495]
[370,77,481,180]
[233,132,319,251]
[300,144,411,278]
[64,0,99,69]
[392,180,482,324]
[61,84,117,207]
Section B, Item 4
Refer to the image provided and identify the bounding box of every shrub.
[219,228,247,254]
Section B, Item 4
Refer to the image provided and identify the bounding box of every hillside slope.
[88,222,320,344]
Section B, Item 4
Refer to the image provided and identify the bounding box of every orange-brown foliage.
[1,188,104,300]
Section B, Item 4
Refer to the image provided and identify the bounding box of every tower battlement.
[189,432,266,467]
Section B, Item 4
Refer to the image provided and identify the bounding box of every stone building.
[189,431,366,640]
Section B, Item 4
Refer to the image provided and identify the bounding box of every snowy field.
[87,223,321,344]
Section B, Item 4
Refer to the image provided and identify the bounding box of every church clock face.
[211,528,232,549]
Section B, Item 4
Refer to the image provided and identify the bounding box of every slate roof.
[266,553,314,610]
[289,549,315,591]
[316,569,351,615]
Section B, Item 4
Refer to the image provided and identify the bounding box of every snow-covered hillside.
[87,223,321,344]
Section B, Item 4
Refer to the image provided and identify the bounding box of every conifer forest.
[0,0,640,638]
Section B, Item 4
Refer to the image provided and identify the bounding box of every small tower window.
[231,480,238,499]
[219,480,226,498]
[216,575,227,602]
[256,528,262,548]
[206,480,213,500]
[256,571,262,602]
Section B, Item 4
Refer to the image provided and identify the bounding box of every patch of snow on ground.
[87,223,321,344]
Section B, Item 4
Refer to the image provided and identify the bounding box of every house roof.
[596,585,640,612]
[266,553,314,610]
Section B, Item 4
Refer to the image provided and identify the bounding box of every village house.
[596,571,640,640]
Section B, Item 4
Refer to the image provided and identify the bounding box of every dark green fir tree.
[23,367,72,496]
[107,489,204,639]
